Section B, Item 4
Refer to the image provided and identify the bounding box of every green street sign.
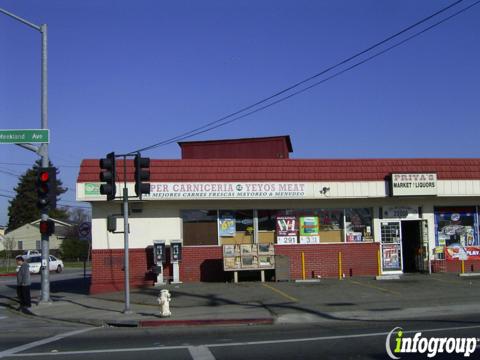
[0,129,50,144]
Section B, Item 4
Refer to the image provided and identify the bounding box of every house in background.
[3,218,72,251]
[0,225,6,251]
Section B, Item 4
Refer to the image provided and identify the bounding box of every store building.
[77,136,480,294]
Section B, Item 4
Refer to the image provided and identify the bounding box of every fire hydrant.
[157,289,171,317]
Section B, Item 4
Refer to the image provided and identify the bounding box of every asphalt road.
[1,270,480,359]
[0,311,479,359]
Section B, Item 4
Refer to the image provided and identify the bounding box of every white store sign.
[145,182,315,200]
[383,205,419,219]
[391,173,437,196]
[299,236,320,244]
[277,236,298,245]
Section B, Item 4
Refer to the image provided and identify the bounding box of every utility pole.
[0,8,51,303]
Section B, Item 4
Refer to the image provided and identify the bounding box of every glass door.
[380,221,402,272]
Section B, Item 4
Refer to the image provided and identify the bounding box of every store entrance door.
[401,220,423,272]
[380,221,402,273]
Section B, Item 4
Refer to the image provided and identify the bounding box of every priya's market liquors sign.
[391,173,437,196]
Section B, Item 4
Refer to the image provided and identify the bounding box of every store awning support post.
[377,248,382,276]
[338,252,343,280]
[301,252,306,280]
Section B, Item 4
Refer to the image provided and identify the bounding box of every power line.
[0,161,79,168]
[0,169,22,177]
[157,0,480,147]
[131,0,472,153]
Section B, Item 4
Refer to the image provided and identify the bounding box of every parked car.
[27,255,64,274]
[22,250,41,259]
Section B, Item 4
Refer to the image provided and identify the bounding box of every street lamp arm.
[0,7,41,31]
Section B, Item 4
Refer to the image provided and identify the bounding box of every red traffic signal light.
[37,167,56,210]
[39,171,49,182]
[39,219,55,236]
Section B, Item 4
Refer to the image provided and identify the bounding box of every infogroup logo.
[386,327,478,359]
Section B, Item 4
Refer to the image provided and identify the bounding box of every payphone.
[153,240,166,285]
[170,240,182,284]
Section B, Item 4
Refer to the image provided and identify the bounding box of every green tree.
[60,208,91,261]
[6,160,68,232]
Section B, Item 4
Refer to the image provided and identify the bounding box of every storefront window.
[345,208,374,242]
[258,210,283,244]
[435,207,478,247]
[181,210,218,246]
[219,210,254,245]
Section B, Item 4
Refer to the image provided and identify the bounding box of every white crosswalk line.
[0,327,96,359]
[188,346,216,360]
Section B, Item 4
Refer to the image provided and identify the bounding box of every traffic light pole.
[40,23,50,304]
[0,8,50,304]
[122,155,131,313]
[122,186,131,314]
[100,152,150,314]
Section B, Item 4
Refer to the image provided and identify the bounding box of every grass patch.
[0,266,16,274]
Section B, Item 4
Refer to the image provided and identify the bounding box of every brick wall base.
[91,244,480,294]
[274,243,380,279]
[431,259,480,273]
[90,243,381,293]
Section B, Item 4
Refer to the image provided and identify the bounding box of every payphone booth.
[170,240,182,284]
[153,240,166,286]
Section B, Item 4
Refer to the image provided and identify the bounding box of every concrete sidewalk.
[26,273,480,327]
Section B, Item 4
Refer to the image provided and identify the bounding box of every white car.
[27,255,64,274]
[22,250,41,259]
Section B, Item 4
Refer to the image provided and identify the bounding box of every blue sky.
[0,0,479,225]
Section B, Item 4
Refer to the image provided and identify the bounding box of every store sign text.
[145,182,313,200]
[391,173,437,196]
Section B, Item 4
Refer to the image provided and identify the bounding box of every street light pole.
[0,8,50,303]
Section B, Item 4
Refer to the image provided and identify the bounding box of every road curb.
[138,318,274,327]
[0,273,16,277]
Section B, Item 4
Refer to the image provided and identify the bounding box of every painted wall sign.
[391,173,437,196]
[383,205,419,219]
[145,182,314,200]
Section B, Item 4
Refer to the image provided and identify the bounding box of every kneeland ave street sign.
[0,129,50,144]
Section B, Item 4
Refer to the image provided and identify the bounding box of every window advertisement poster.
[276,216,298,245]
[299,216,320,244]
[219,213,236,237]
[434,207,478,247]
[445,244,480,261]
[382,244,401,271]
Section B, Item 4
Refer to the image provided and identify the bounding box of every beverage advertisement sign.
[299,217,320,244]
[219,213,236,237]
[276,216,298,244]
[299,217,319,236]
[276,216,298,236]
[382,244,401,271]
[445,244,480,260]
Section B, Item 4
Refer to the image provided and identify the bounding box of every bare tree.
[3,235,15,271]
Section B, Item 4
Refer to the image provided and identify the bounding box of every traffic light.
[37,167,56,210]
[99,152,116,201]
[39,219,55,236]
[134,154,150,199]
